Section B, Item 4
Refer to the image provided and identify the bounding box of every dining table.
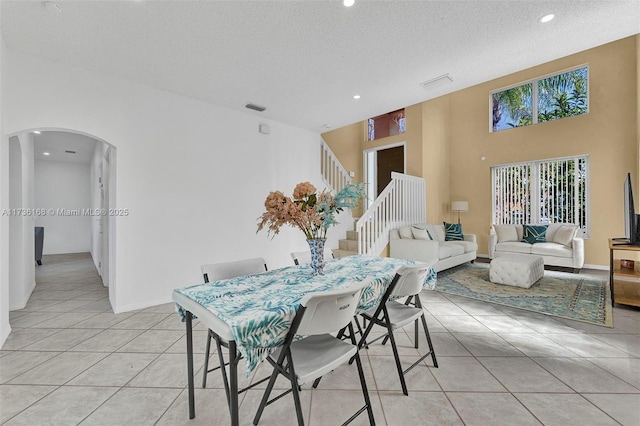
[172,254,437,426]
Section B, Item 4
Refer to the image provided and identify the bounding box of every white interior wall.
[3,49,346,314]
[0,15,11,346]
[90,141,108,277]
[8,136,23,309]
[19,133,35,304]
[34,160,92,254]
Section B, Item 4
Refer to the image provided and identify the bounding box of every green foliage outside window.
[491,66,588,132]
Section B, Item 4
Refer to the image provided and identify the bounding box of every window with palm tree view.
[491,66,588,132]
[492,156,589,236]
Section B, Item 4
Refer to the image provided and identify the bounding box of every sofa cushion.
[552,225,579,247]
[438,245,454,260]
[495,241,533,254]
[425,224,445,242]
[531,242,573,258]
[411,227,430,240]
[444,222,464,241]
[494,225,518,243]
[448,240,478,253]
[522,225,548,244]
[399,226,414,239]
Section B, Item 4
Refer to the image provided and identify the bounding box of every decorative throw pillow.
[443,222,463,241]
[399,226,413,239]
[494,225,518,243]
[522,225,548,244]
[552,225,578,247]
[411,227,430,240]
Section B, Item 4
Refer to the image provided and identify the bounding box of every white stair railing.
[320,138,351,193]
[356,172,426,256]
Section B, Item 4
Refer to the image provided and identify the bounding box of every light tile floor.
[1,253,639,425]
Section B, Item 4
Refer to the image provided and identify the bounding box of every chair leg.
[202,329,213,388]
[286,352,305,426]
[354,348,376,425]
[386,323,408,396]
[414,319,419,349]
[215,337,232,405]
[253,361,281,425]
[420,314,438,368]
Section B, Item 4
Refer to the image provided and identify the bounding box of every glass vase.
[306,238,326,275]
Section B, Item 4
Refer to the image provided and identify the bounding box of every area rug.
[435,263,612,327]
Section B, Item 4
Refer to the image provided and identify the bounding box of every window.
[368,109,405,141]
[491,65,588,132]
[492,155,589,236]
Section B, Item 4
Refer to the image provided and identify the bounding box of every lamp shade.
[451,201,469,212]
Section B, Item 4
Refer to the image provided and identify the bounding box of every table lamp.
[451,201,469,225]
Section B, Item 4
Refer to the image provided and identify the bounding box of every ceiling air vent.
[244,102,267,112]
[420,74,453,90]
[65,150,76,154]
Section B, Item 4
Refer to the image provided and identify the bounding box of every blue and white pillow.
[522,225,548,244]
[444,222,464,241]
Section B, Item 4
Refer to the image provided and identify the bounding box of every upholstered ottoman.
[489,254,544,288]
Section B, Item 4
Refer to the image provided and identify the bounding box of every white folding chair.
[200,257,268,394]
[253,278,376,426]
[358,263,438,396]
[290,250,334,266]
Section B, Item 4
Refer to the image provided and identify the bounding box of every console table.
[609,238,640,307]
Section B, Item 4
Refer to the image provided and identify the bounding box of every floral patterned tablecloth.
[174,255,436,374]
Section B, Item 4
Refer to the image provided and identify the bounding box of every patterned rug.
[435,262,612,327]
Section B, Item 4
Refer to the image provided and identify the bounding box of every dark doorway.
[377,146,405,195]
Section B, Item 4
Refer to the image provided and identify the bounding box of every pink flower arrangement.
[257,181,365,240]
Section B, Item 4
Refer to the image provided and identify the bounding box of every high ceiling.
[2,1,639,132]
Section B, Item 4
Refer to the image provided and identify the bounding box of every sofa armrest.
[488,233,497,258]
[464,234,477,243]
[572,237,585,269]
[390,238,439,264]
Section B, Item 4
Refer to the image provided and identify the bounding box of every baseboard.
[112,296,174,314]
[583,263,609,271]
[0,324,11,349]
[9,279,37,311]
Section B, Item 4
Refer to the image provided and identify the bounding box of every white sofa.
[389,224,478,272]
[488,223,584,270]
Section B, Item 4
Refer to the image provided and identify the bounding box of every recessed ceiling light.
[343,0,355,7]
[43,152,50,156]
[33,130,41,134]
[43,1,62,13]
[539,14,555,23]
[353,95,361,100]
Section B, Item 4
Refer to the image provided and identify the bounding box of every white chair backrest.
[389,264,431,298]
[297,277,372,336]
[201,257,267,282]
[290,250,333,266]
[290,251,311,266]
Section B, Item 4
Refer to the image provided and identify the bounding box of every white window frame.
[491,155,590,238]
[489,64,589,133]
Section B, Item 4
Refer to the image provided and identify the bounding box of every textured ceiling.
[2,0,639,132]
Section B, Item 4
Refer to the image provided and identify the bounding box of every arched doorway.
[6,128,117,313]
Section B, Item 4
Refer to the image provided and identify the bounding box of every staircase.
[333,228,359,258]
[320,138,426,258]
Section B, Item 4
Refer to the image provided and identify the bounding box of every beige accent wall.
[449,36,637,266]
[323,35,639,266]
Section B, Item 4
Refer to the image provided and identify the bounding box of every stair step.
[339,239,359,251]
[346,230,358,241]
[332,248,358,258]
